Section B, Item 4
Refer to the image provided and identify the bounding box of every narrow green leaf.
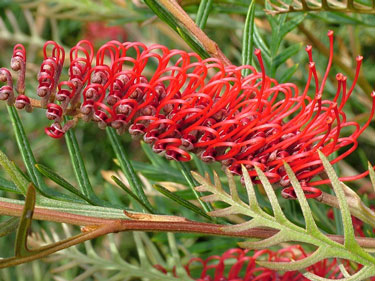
[35,164,95,205]
[14,164,32,183]
[1,148,80,203]
[138,232,167,267]
[273,43,302,68]
[241,0,256,76]
[192,154,213,181]
[254,166,288,223]
[257,247,328,271]
[7,106,48,195]
[132,161,184,183]
[339,263,351,278]
[111,176,154,213]
[196,0,212,29]
[64,124,97,202]
[133,232,151,267]
[15,183,36,257]
[240,165,263,214]
[225,168,240,202]
[0,217,19,237]
[253,25,270,67]
[222,219,262,233]
[140,141,166,167]
[304,265,375,281]
[154,184,211,220]
[167,233,190,278]
[318,151,365,253]
[0,149,28,194]
[0,176,20,193]
[208,206,236,217]
[178,162,212,213]
[368,162,375,193]
[106,127,154,212]
[278,14,305,42]
[329,151,343,236]
[212,171,224,193]
[144,0,210,59]
[279,63,299,83]
[0,196,126,220]
[239,231,290,249]
[284,162,320,234]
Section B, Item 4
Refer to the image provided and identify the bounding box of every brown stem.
[315,189,375,230]
[159,0,231,66]
[298,24,373,96]
[2,200,375,249]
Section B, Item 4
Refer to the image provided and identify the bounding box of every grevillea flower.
[155,246,371,280]
[0,31,374,198]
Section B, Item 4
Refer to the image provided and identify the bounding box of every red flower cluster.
[155,245,369,280]
[1,31,374,198]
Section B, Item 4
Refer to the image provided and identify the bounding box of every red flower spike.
[1,33,374,198]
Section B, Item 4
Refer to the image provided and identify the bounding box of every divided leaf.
[193,161,375,279]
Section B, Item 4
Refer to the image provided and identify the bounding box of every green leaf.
[144,0,210,59]
[193,165,375,274]
[0,176,20,193]
[35,164,95,205]
[253,25,270,67]
[284,162,321,234]
[273,43,302,69]
[196,0,213,29]
[7,106,48,195]
[153,184,211,220]
[106,127,154,212]
[239,231,291,249]
[15,183,36,257]
[0,217,19,237]
[257,247,329,271]
[178,162,213,213]
[264,2,305,76]
[64,123,98,202]
[368,161,375,193]
[278,14,305,44]
[111,176,154,213]
[305,265,375,281]
[6,108,79,202]
[241,0,256,76]
[132,161,185,183]
[254,166,288,223]
[0,149,29,194]
[140,141,166,167]
[279,63,299,83]
[240,165,262,213]
[192,154,213,181]
[318,151,374,258]
[167,233,191,278]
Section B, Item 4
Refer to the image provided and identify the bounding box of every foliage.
[1,0,375,280]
